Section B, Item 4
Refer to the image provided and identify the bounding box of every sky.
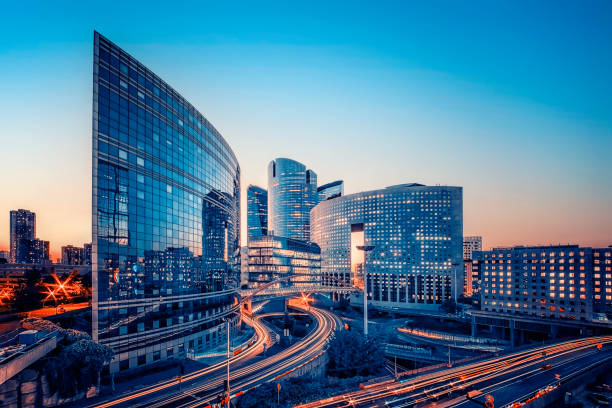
[0,1,611,260]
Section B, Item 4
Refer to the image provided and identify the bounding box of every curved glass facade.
[246,185,268,243]
[310,183,462,311]
[92,32,240,372]
[267,158,317,241]
[317,180,344,202]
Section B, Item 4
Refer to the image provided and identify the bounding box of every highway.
[88,312,271,408]
[297,336,612,408]
[90,300,339,408]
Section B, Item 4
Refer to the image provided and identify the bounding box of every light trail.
[93,300,339,408]
[91,313,270,408]
[298,336,612,408]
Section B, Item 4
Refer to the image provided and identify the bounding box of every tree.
[44,339,114,397]
[326,330,385,378]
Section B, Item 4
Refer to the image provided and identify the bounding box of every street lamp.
[356,245,375,337]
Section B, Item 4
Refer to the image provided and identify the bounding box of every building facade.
[267,158,317,241]
[246,185,268,243]
[62,245,85,265]
[310,183,463,311]
[317,180,343,202]
[247,235,321,289]
[15,239,49,265]
[10,209,36,263]
[92,32,241,373]
[474,245,612,323]
[463,236,482,260]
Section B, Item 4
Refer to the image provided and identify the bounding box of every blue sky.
[0,1,611,255]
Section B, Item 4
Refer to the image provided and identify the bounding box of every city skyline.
[1,1,612,259]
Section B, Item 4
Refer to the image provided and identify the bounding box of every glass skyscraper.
[310,183,463,311]
[246,185,268,243]
[267,158,317,241]
[317,180,343,202]
[92,32,240,373]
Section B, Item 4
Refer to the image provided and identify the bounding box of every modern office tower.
[317,180,343,202]
[246,185,268,243]
[463,236,482,260]
[62,245,84,265]
[472,245,612,322]
[83,243,92,265]
[267,158,317,241]
[310,183,463,311]
[247,235,321,289]
[92,32,241,373]
[10,209,36,263]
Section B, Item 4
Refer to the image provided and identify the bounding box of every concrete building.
[247,235,321,289]
[267,158,317,241]
[471,245,612,346]
[463,236,482,260]
[310,183,463,311]
[61,245,85,265]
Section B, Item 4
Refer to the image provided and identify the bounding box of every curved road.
[92,300,339,408]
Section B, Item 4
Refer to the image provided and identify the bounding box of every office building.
[62,245,85,265]
[0,251,9,262]
[267,158,317,241]
[474,245,612,322]
[247,235,321,288]
[317,180,343,202]
[246,185,268,243]
[92,32,241,372]
[463,236,482,260]
[310,183,463,311]
[9,209,36,263]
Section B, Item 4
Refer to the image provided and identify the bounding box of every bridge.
[240,284,356,298]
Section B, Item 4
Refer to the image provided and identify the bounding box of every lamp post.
[356,245,375,337]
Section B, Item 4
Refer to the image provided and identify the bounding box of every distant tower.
[267,158,317,241]
[247,185,268,243]
[463,236,482,260]
[317,180,344,202]
[10,209,36,263]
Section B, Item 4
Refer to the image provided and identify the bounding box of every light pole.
[356,245,375,337]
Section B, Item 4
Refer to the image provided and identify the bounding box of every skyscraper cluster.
[4,209,91,266]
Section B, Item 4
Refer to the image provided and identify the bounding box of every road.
[89,300,339,408]
[298,336,612,408]
[88,312,271,408]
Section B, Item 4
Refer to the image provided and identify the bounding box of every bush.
[326,330,385,378]
[44,339,114,397]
